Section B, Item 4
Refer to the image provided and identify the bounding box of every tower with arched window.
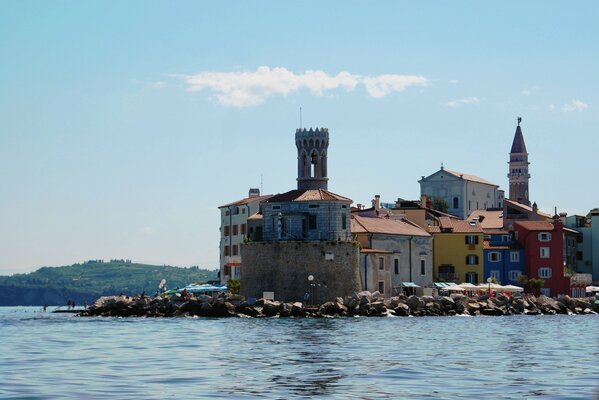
[296,128,329,190]
[507,118,531,206]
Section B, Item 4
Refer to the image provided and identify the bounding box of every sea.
[1,307,597,400]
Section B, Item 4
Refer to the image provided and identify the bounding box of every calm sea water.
[1,307,597,400]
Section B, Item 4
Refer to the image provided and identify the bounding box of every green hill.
[0,260,218,306]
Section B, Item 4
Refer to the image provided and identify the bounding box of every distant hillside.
[0,261,218,306]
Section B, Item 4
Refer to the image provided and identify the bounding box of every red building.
[513,219,570,296]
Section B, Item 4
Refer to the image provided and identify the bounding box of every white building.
[218,189,271,284]
[419,166,503,219]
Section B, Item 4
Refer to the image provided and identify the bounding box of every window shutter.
[475,236,479,244]
[465,236,469,245]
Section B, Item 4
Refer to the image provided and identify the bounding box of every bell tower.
[296,127,329,190]
[507,117,531,205]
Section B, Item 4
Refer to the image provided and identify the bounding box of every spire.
[510,118,527,154]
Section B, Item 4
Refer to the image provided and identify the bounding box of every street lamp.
[308,275,315,306]
[487,277,492,297]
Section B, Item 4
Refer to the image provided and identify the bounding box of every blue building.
[483,230,525,285]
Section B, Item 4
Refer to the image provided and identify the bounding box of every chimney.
[420,194,428,208]
[372,195,381,210]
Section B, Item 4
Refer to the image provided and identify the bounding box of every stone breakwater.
[79,291,599,318]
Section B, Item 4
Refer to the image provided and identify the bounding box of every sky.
[1,1,598,274]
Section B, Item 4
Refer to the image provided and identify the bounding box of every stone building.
[241,127,360,302]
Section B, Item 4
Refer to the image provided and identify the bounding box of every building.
[593,209,599,283]
[483,230,525,286]
[218,189,272,283]
[419,166,502,219]
[241,127,361,302]
[351,214,433,297]
[513,219,570,296]
[503,199,550,231]
[429,217,485,284]
[564,214,592,275]
[507,118,531,206]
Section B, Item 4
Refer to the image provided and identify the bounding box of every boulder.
[406,295,424,311]
[393,303,410,317]
[262,300,281,317]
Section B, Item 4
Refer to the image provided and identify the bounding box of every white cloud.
[449,79,459,84]
[548,104,556,112]
[444,97,480,108]
[522,90,531,96]
[131,79,166,89]
[562,99,588,112]
[179,66,428,107]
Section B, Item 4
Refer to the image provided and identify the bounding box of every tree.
[528,278,545,296]
[431,197,449,213]
[228,279,240,295]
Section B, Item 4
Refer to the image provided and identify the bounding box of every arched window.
[311,151,318,177]
[453,197,459,209]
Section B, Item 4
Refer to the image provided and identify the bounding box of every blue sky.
[1,1,597,274]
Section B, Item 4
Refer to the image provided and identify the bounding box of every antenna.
[517,116,522,126]
[260,174,263,195]
[300,107,302,129]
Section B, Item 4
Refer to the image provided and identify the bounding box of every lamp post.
[308,275,314,306]
[487,277,492,297]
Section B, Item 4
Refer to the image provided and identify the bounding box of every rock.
[406,295,424,311]
[371,291,382,301]
[212,301,235,318]
[262,300,281,317]
[291,302,305,317]
[393,303,410,317]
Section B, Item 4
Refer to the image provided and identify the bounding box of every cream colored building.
[218,189,271,284]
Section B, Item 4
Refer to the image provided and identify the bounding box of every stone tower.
[296,128,329,190]
[507,117,531,206]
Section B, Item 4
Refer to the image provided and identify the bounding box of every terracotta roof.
[467,210,504,229]
[483,229,510,235]
[513,220,555,231]
[266,189,352,203]
[351,215,430,237]
[510,125,528,154]
[247,212,263,221]
[483,241,510,250]
[444,169,498,186]
[429,217,483,233]
[504,199,551,218]
[360,248,392,254]
[219,194,273,208]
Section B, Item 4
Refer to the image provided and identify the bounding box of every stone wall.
[241,241,361,302]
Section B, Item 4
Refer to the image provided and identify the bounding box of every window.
[540,247,550,258]
[224,245,230,256]
[272,205,281,210]
[538,232,552,241]
[233,225,238,236]
[453,197,459,209]
[508,270,520,281]
[510,251,520,263]
[489,252,501,262]
[241,224,247,235]
[378,257,384,270]
[341,215,347,230]
[224,226,230,237]
[308,215,317,230]
[232,245,238,256]
[465,235,479,245]
[420,259,426,275]
[490,270,500,281]
[576,235,583,243]
[540,288,551,296]
[501,235,509,242]
[378,281,385,294]
[539,267,552,278]
[466,255,479,265]
[225,210,230,216]
[577,251,583,261]
[242,208,246,214]
[466,272,478,284]
[308,204,319,209]
[394,259,399,275]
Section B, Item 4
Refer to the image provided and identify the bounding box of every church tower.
[507,117,531,206]
[296,128,329,190]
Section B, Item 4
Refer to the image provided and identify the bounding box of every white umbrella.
[585,286,599,293]
[475,283,504,291]
[457,283,477,289]
[501,284,524,292]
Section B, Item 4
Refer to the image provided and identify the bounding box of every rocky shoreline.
[79,291,599,318]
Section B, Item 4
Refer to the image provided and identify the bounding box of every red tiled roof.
[360,248,392,254]
[247,212,263,221]
[266,189,352,203]
[483,228,510,235]
[444,169,498,186]
[351,215,430,237]
[513,220,555,231]
[466,210,503,229]
[429,217,483,233]
[504,199,551,218]
[483,241,510,250]
[219,194,273,208]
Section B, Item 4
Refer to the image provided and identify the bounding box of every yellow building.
[429,217,484,284]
